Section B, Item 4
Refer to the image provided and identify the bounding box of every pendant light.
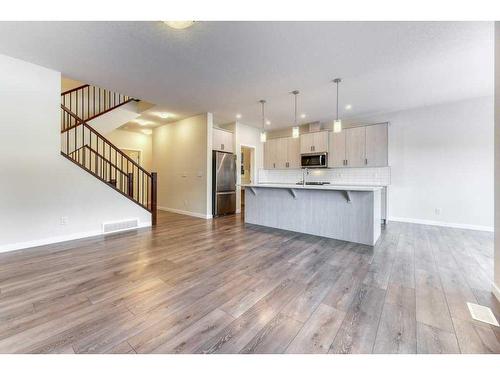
[291,90,300,138]
[259,99,267,143]
[333,78,342,133]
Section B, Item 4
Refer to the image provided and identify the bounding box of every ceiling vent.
[102,218,139,234]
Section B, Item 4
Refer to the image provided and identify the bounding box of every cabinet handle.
[286,162,289,168]
[273,163,275,168]
[365,158,368,165]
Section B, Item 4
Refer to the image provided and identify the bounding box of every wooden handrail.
[60,83,132,130]
[61,84,90,96]
[60,85,157,224]
[61,104,151,177]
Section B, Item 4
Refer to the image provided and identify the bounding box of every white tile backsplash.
[258,167,391,186]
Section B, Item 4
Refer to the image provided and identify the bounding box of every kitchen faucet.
[302,168,309,187]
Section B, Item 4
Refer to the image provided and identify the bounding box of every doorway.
[240,145,255,214]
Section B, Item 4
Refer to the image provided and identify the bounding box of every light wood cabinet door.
[299,133,314,154]
[346,127,366,167]
[213,128,223,151]
[286,137,301,168]
[329,131,346,167]
[213,128,233,152]
[313,131,329,153]
[365,123,388,166]
[263,139,274,169]
[222,130,234,153]
[275,138,288,169]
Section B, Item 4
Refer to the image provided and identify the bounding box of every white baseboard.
[158,206,212,220]
[493,283,500,303]
[0,221,152,254]
[388,216,494,232]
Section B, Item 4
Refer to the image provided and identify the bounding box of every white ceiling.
[0,21,494,129]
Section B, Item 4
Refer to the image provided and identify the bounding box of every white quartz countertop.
[240,183,383,192]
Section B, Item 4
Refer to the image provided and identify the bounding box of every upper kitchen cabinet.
[345,126,366,167]
[286,137,301,168]
[329,123,388,168]
[264,137,300,169]
[365,123,388,166]
[329,131,346,167]
[213,127,234,153]
[300,131,329,154]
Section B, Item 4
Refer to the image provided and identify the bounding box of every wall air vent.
[102,218,139,234]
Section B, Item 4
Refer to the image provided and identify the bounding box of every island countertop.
[240,183,383,192]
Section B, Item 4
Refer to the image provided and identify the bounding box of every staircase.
[60,84,157,225]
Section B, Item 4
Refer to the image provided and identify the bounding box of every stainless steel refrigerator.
[212,150,237,217]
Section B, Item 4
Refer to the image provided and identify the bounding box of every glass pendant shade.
[333,119,342,133]
[292,126,299,138]
[260,131,267,143]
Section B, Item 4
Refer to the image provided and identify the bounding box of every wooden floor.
[0,211,499,354]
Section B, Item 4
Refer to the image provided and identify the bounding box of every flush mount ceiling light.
[291,90,300,139]
[141,129,153,135]
[345,104,352,110]
[266,120,271,126]
[332,78,342,133]
[300,113,306,119]
[259,99,267,143]
[163,21,195,30]
[236,113,242,119]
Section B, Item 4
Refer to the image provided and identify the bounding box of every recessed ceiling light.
[134,119,152,126]
[266,120,271,126]
[163,21,195,30]
[159,112,171,119]
[345,104,352,110]
[236,114,242,119]
[300,113,306,119]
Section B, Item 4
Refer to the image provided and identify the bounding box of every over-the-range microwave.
[301,152,328,168]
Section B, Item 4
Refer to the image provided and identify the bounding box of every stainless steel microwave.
[301,153,328,168]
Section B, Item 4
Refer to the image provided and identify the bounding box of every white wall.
[494,22,500,301]
[355,96,494,231]
[234,121,264,212]
[0,54,151,252]
[106,129,153,171]
[152,113,213,218]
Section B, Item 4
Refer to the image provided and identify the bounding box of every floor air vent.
[467,302,499,327]
[102,218,139,234]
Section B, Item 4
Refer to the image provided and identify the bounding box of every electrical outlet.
[435,208,442,216]
[60,216,68,225]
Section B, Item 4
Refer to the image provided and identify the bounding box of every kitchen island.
[241,183,382,246]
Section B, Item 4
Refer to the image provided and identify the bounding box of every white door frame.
[238,144,256,213]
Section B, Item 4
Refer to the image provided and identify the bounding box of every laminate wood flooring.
[0,211,498,353]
